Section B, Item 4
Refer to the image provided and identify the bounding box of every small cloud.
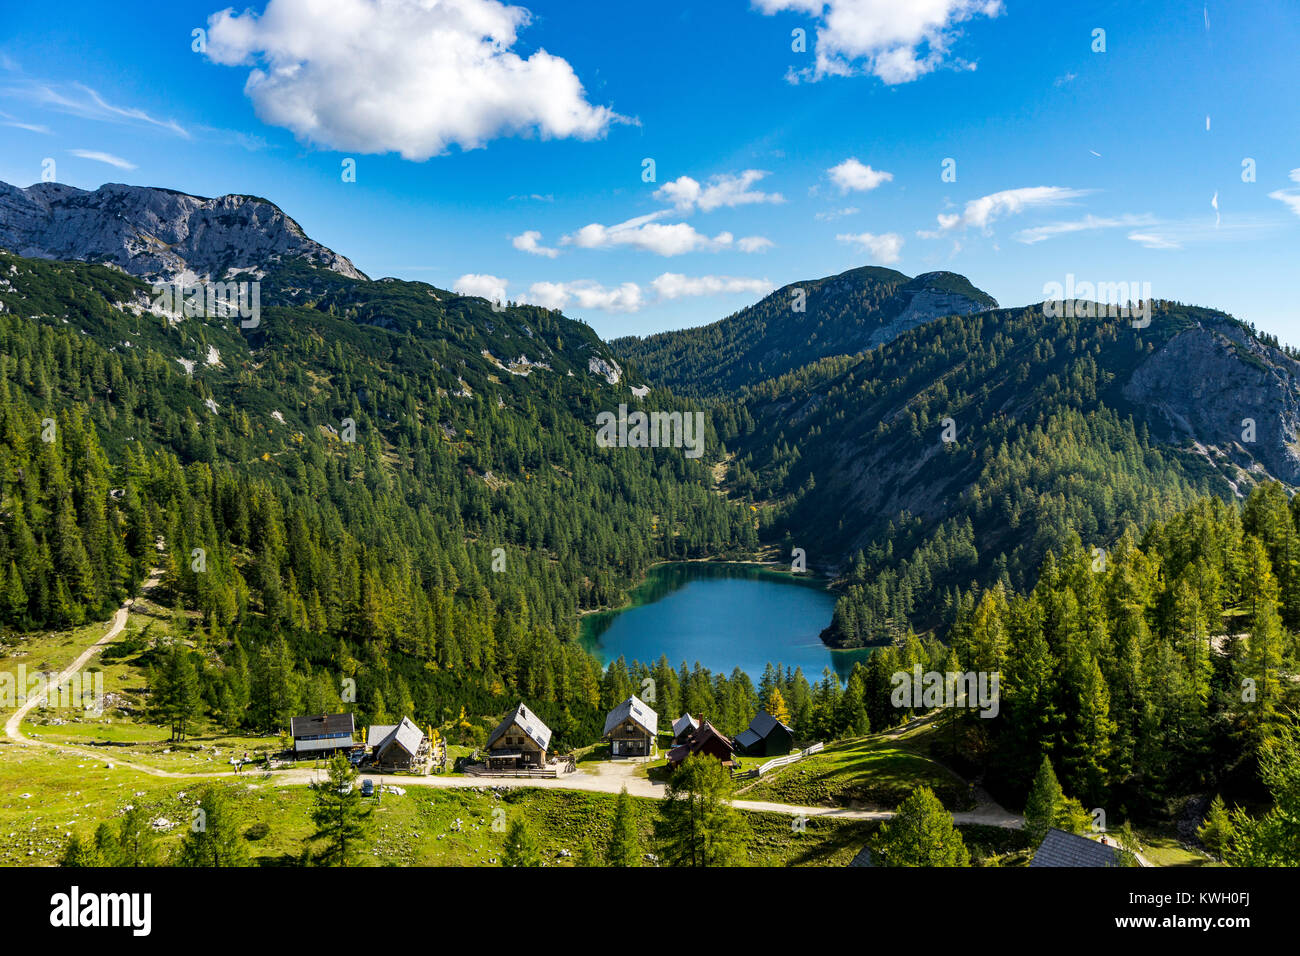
[828,158,893,193]
[836,231,904,264]
[511,230,559,258]
[925,186,1089,234]
[654,169,784,213]
[453,273,509,303]
[650,273,774,300]
[68,149,137,170]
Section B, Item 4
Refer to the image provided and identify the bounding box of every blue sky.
[1,0,1298,341]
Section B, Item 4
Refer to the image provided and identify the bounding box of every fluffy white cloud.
[754,0,1003,84]
[203,0,624,160]
[453,273,508,302]
[654,170,785,213]
[926,186,1088,234]
[512,230,559,258]
[828,158,892,192]
[525,280,644,313]
[836,231,904,263]
[737,236,775,253]
[563,211,769,256]
[651,273,775,299]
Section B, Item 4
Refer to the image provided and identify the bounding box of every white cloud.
[203,0,625,160]
[1126,216,1281,250]
[828,158,893,193]
[738,236,775,253]
[1128,233,1181,250]
[815,206,859,221]
[453,273,509,302]
[836,231,904,263]
[654,169,785,213]
[68,149,137,170]
[651,273,775,300]
[1269,170,1300,217]
[563,211,768,256]
[926,186,1088,234]
[1015,213,1158,244]
[525,279,644,313]
[10,81,188,137]
[754,0,1004,84]
[512,230,559,258]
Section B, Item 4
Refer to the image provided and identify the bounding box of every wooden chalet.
[671,713,700,745]
[666,718,734,768]
[734,709,794,757]
[603,695,658,758]
[290,712,357,758]
[484,702,552,770]
[367,716,428,771]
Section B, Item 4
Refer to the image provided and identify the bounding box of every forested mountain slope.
[726,302,1300,646]
[0,228,755,745]
[611,266,996,396]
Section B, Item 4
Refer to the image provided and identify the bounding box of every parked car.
[361,778,375,798]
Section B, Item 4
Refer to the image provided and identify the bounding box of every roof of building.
[290,712,355,738]
[367,724,397,748]
[487,702,552,753]
[672,714,699,737]
[734,729,762,748]
[1029,829,1123,868]
[668,719,734,763]
[603,695,659,737]
[374,716,424,758]
[293,735,355,753]
[746,709,793,740]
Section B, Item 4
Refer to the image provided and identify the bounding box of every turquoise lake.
[579,562,872,682]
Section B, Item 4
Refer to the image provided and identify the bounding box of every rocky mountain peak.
[0,180,366,283]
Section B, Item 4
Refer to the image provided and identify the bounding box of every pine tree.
[654,754,749,867]
[174,786,250,866]
[873,786,970,867]
[309,754,371,866]
[501,818,541,867]
[606,786,640,867]
[1023,755,1064,846]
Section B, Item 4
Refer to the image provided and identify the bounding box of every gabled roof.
[1030,829,1122,868]
[367,724,397,748]
[603,695,658,737]
[745,709,792,740]
[375,716,424,758]
[668,719,734,763]
[487,702,552,752]
[290,712,355,737]
[672,714,699,737]
[734,729,762,748]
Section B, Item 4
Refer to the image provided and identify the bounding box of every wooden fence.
[733,742,824,780]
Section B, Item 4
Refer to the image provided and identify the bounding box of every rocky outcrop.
[0,180,366,282]
[1123,318,1300,483]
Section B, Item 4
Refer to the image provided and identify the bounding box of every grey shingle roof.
[734,729,762,748]
[375,716,424,758]
[1030,829,1122,867]
[603,695,658,737]
[487,702,552,752]
[672,714,699,737]
[367,724,397,748]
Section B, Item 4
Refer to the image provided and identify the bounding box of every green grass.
[740,728,973,811]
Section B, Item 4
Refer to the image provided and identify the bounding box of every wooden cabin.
[667,719,734,768]
[484,702,552,770]
[603,695,658,758]
[290,713,356,759]
[671,713,700,745]
[367,716,428,771]
[734,709,794,757]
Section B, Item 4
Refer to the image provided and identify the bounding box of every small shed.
[734,710,794,757]
[667,719,735,768]
[485,702,552,770]
[1029,829,1122,867]
[672,713,700,745]
[603,695,658,758]
[290,713,356,758]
